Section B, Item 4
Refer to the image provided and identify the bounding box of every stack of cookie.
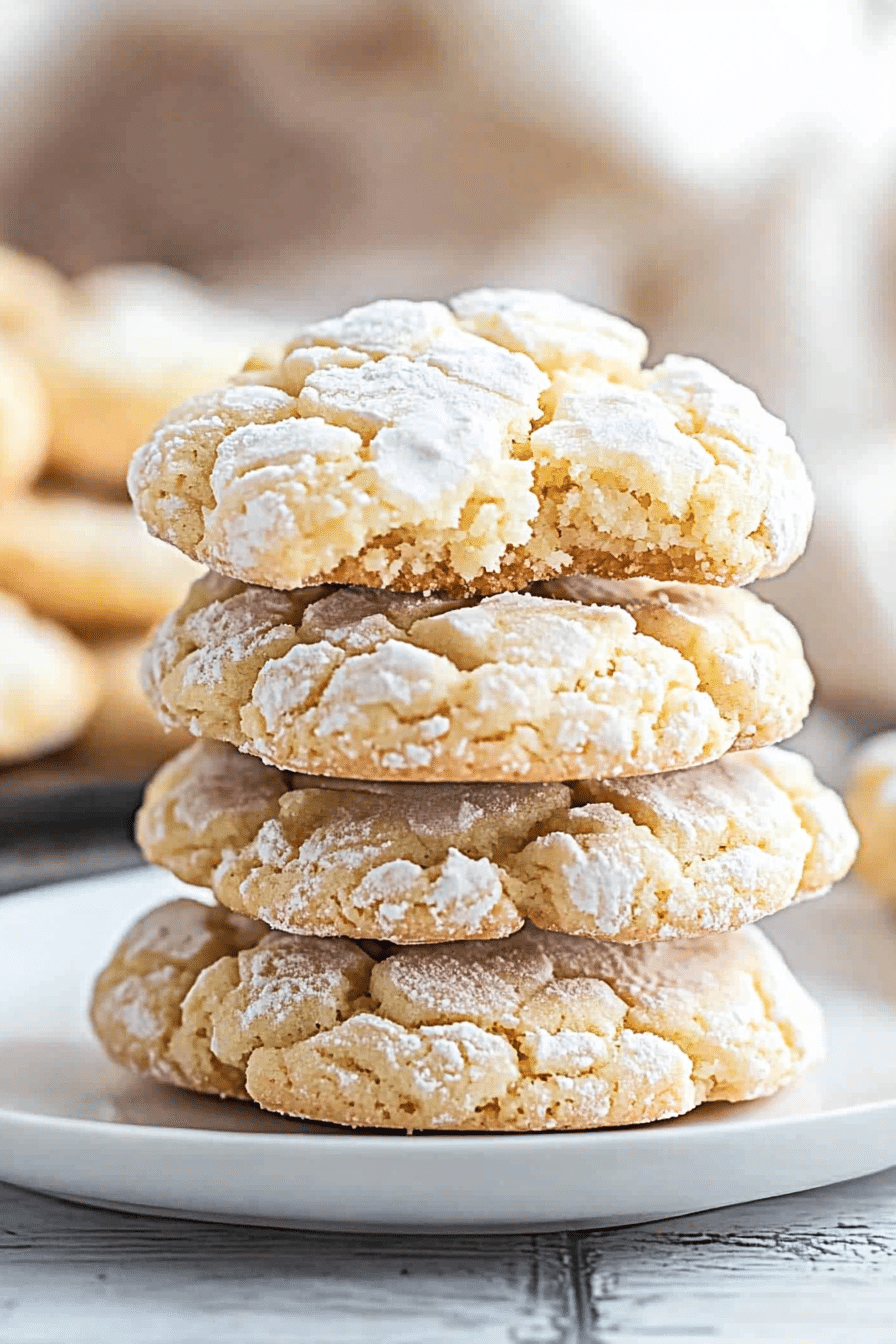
[92,290,858,1132]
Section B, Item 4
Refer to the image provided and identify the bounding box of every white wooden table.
[3,1168,896,1343]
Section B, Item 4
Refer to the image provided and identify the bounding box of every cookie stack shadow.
[91,290,858,1132]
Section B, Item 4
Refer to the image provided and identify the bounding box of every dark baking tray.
[0,762,146,895]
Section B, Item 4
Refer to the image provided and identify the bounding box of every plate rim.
[3,1090,896,1150]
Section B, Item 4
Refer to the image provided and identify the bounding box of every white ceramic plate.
[2,867,895,1232]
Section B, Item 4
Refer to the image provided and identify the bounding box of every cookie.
[0,244,69,338]
[90,897,824,1130]
[75,637,192,772]
[0,338,49,498]
[26,265,280,486]
[0,593,99,763]
[137,740,856,944]
[847,732,896,899]
[142,572,813,782]
[128,290,814,595]
[0,493,202,631]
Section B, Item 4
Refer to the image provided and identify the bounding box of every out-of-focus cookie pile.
[90,290,860,1132]
[0,243,277,776]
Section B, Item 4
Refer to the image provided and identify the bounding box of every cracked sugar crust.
[0,593,99,764]
[127,290,814,595]
[0,493,203,631]
[90,897,825,1131]
[847,732,896,901]
[140,572,813,783]
[137,740,857,945]
[89,898,268,1095]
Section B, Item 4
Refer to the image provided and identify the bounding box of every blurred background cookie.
[0,336,49,497]
[73,637,192,773]
[0,242,69,339]
[0,592,98,765]
[24,265,281,489]
[847,733,896,902]
[0,492,202,631]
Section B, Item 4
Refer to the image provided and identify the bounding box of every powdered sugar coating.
[140,573,813,783]
[449,288,649,376]
[128,289,813,595]
[91,898,825,1131]
[137,740,856,944]
[847,732,896,900]
[89,898,266,1093]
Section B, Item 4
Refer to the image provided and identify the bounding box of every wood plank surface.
[3,1167,896,1344]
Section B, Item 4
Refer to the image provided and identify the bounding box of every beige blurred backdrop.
[1,0,895,778]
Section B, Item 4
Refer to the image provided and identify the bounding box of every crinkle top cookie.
[128,290,814,595]
[137,739,857,945]
[90,897,824,1131]
[141,571,813,782]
